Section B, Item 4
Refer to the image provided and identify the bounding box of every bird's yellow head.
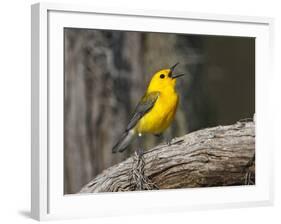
[147,63,185,93]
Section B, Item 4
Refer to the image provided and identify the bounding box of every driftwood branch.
[79,121,255,193]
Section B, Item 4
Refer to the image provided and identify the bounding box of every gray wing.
[126,91,160,131]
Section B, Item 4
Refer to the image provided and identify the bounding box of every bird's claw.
[136,147,144,157]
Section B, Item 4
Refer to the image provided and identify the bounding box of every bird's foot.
[170,139,184,145]
[166,138,185,146]
[129,151,159,191]
[164,136,172,146]
[136,147,144,157]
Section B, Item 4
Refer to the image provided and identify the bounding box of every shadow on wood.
[79,120,255,193]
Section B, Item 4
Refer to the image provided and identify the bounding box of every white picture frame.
[31,2,274,221]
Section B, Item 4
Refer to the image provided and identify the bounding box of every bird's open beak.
[172,73,185,79]
[170,62,185,79]
[170,62,179,72]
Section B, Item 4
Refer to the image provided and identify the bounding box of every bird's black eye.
[160,74,165,79]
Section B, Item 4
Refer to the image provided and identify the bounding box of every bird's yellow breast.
[135,88,179,134]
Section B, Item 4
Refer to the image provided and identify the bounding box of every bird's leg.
[154,132,172,146]
[129,133,159,191]
[136,133,144,157]
[154,133,170,145]
[132,134,145,190]
[164,135,172,146]
[161,132,184,146]
[154,133,163,138]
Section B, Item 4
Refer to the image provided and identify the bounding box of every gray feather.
[126,91,160,131]
[112,129,136,153]
[112,91,160,153]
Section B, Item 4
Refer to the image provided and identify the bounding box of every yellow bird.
[112,63,185,154]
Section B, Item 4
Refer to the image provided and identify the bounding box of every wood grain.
[79,121,255,193]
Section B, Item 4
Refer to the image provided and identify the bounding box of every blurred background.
[64,28,255,194]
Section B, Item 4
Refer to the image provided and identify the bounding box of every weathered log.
[79,121,255,193]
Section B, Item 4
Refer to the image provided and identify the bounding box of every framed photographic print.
[31,2,274,221]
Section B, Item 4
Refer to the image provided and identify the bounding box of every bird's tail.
[112,129,136,153]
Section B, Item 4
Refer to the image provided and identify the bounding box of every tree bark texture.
[79,121,255,193]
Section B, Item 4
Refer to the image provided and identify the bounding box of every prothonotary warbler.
[112,63,185,154]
